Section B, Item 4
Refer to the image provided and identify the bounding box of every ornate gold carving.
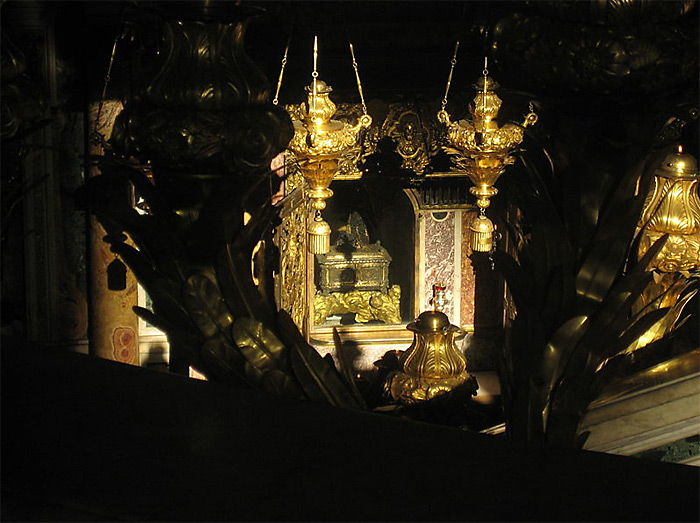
[637,148,700,273]
[287,82,371,158]
[285,75,371,254]
[314,285,402,325]
[388,308,472,404]
[439,68,537,252]
[630,147,699,352]
[382,106,432,175]
[314,212,401,325]
[285,101,370,183]
[276,191,307,331]
[317,212,393,295]
[282,150,304,195]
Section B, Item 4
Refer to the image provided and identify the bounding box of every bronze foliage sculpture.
[78,2,364,410]
[495,134,698,448]
[76,1,698,448]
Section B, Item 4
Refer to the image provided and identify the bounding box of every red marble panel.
[424,212,455,319]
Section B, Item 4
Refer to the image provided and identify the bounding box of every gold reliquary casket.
[317,243,392,294]
[314,212,401,325]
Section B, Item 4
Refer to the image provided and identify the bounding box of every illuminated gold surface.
[438,66,537,252]
[317,244,392,295]
[591,350,700,408]
[286,73,371,254]
[315,212,400,325]
[638,148,700,273]
[314,285,401,325]
[275,188,308,332]
[389,309,470,404]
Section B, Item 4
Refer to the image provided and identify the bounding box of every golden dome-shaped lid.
[470,214,494,233]
[473,75,500,91]
[305,79,332,94]
[656,146,698,179]
[407,310,460,334]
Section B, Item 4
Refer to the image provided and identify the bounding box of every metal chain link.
[91,33,120,147]
[272,28,293,106]
[441,41,460,113]
[92,10,126,147]
[349,42,368,116]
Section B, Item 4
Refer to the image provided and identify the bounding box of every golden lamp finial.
[438,52,538,252]
[286,36,372,254]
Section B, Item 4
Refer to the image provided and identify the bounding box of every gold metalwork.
[637,146,700,273]
[389,310,470,404]
[629,146,699,351]
[272,37,290,106]
[382,106,434,175]
[286,36,372,254]
[440,40,460,114]
[590,349,700,409]
[275,189,308,331]
[314,285,402,325]
[285,103,369,181]
[438,57,537,252]
[349,42,368,116]
[314,212,400,325]
[389,286,471,404]
[282,150,304,195]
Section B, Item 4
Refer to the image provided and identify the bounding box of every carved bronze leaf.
[182,272,234,341]
[289,341,363,410]
[200,334,249,385]
[231,317,303,398]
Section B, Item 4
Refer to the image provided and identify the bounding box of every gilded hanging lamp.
[285,37,372,254]
[438,50,538,252]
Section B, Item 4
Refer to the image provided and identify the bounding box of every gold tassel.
[470,214,494,252]
[308,216,332,254]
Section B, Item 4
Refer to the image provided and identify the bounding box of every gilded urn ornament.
[438,56,537,252]
[638,146,700,273]
[389,285,474,404]
[286,37,372,254]
[629,145,700,350]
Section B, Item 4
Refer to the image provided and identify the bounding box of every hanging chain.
[272,44,288,106]
[92,10,126,147]
[349,42,368,116]
[312,35,319,117]
[272,29,293,106]
[441,40,460,113]
[482,56,488,120]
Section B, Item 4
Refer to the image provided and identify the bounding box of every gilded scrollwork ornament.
[277,194,308,331]
[381,105,433,175]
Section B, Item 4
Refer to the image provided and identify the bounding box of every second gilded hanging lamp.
[438,46,538,253]
[274,35,372,254]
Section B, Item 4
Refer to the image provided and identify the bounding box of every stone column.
[86,100,139,365]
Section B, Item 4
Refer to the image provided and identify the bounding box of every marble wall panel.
[422,211,456,320]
